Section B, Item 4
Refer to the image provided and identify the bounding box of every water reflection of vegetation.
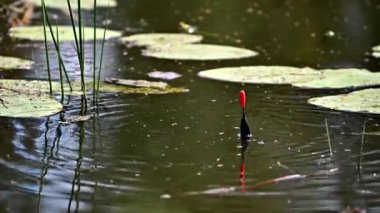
[37,116,63,212]
[68,122,85,213]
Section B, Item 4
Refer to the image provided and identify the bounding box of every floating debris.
[147,71,182,80]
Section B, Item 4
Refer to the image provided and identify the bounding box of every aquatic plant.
[39,0,112,114]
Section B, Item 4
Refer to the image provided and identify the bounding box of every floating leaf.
[142,44,258,60]
[0,56,33,71]
[198,66,380,89]
[147,71,182,80]
[293,68,380,89]
[308,88,380,114]
[9,25,121,41]
[0,89,62,118]
[198,66,319,84]
[118,33,203,47]
[30,0,117,10]
[103,78,188,94]
[0,79,188,97]
[105,78,168,89]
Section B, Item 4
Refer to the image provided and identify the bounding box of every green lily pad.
[308,88,380,114]
[142,44,258,60]
[30,0,117,10]
[0,56,34,70]
[118,33,203,47]
[198,66,380,89]
[293,68,380,89]
[9,25,121,41]
[0,89,63,118]
[198,66,319,84]
[0,79,188,96]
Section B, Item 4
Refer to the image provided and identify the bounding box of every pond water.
[1,0,380,212]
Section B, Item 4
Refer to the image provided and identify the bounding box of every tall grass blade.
[56,25,64,102]
[96,0,111,105]
[41,1,72,91]
[66,0,80,58]
[93,0,97,105]
[41,0,52,95]
[325,118,333,156]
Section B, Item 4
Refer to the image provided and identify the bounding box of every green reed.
[41,0,73,91]
[56,25,64,101]
[41,0,51,95]
[41,0,108,113]
[96,1,109,105]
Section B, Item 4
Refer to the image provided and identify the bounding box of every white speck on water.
[211,99,217,102]
[217,164,224,168]
[219,132,224,135]
[324,30,335,37]
[257,141,265,145]
[135,173,140,177]
[160,194,171,199]
[344,149,351,152]
[184,126,190,130]
[197,172,202,176]
[161,153,166,157]
[374,173,377,177]
[234,126,239,129]
[171,123,178,126]
[274,139,278,143]
[216,158,221,162]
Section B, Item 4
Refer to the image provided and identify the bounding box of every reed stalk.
[96,1,110,105]
[92,0,97,105]
[41,0,72,91]
[41,0,52,95]
[56,25,64,101]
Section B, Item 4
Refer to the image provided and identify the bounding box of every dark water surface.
[1,0,380,212]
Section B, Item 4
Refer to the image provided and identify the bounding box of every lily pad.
[308,88,380,114]
[118,33,203,47]
[142,44,258,60]
[29,0,117,10]
[0,56,34,70]
[294,69,380,89]
[0,89,63,118]
[198,66,380,89]
[9,25,121,41]
[0,79,188,96]
[198,66,319,84]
